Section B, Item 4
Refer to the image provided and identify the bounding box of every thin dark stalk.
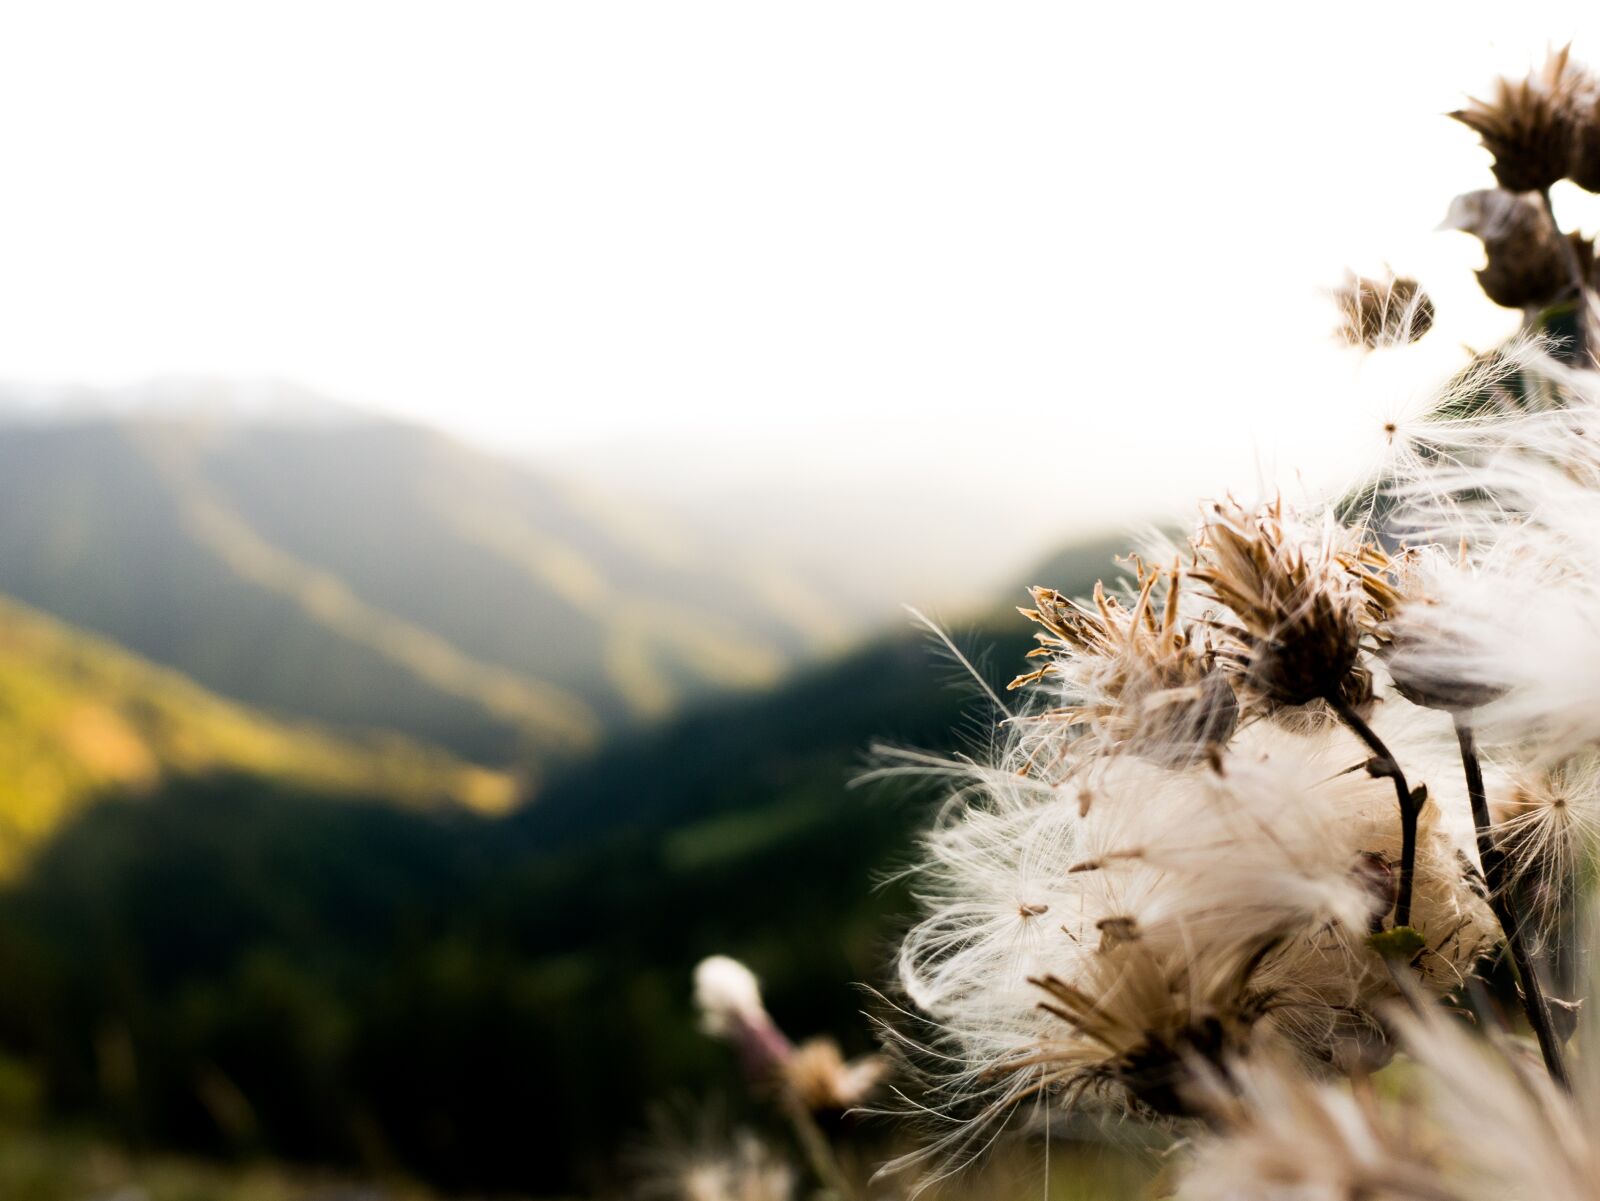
[1326,693,1420,928]
[1539,187,1590,366]
[781,1090,857,1201]
[1454,718,1570,1089]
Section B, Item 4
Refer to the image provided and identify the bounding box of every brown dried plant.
[1010,560,1238,766]
[1334,273,1435,349]
[1451,45,1589,193]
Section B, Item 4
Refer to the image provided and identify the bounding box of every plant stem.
[1327,694,1420,929]
[1539,187,1590,367]
[1453,718,1570,1088]
[781,1090,858,1201]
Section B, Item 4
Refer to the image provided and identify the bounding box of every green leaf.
[1368,926,1426,959]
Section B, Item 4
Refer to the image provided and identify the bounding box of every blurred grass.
[0,1118,1154,1201]
[0,1122,440,1201]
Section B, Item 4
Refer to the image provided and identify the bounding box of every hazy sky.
[0,3,1596,577]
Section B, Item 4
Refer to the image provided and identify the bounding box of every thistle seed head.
[1025,935,1282,1119]
[1350,543,1512,714]
[1451,46,1589,193]
[1190,499,1369,711]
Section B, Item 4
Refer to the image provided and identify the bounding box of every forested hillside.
[0,538,1118,1191]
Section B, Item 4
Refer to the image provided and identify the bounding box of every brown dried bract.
[780,1037,887,1112]
[1010,559,1238,766]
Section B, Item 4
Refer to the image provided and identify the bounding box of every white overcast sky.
[0,2,1596,579]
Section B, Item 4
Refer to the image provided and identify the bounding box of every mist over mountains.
[0,384,889,770]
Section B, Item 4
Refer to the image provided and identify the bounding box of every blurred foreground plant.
[689,955,885,1200]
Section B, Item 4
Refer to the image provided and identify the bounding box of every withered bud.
[1451,46,1588,193]
[1333,272,1435,349]
[1442,188,1589,311]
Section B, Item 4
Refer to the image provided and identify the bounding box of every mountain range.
[0,384,1126,1190]
[0,399,863,769]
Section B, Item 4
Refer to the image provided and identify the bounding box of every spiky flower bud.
[1333,272,1435,349]
[1451,46,1588,193]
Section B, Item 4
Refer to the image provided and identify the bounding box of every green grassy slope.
[0,593,512,869]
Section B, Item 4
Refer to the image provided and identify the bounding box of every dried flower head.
[887,709,1495,1181]
[1190,499,1371,711]
[1177,994,1600,1201]
[629,1108,797,1201]
[1376,371,1600,762]
[1022,934,1282,1118]
[780,1036,887,1111]
[1334,272,1435,350]
[1441,189,1588,312]
[1451,46,1588,193]
[1010,560,1238,767]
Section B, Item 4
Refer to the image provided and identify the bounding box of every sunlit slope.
[0,593,513,867]
[0,417,854,763]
